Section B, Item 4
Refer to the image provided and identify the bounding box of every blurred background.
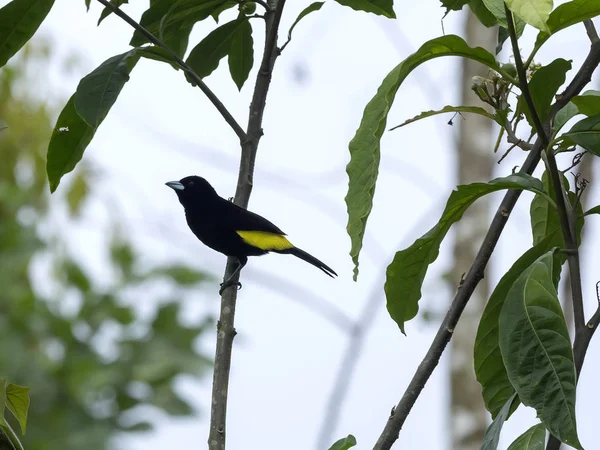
[1,1,599,449]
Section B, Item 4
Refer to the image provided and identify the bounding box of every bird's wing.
[219,198,287,235]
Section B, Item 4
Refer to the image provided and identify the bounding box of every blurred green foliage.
[0,41,212,449]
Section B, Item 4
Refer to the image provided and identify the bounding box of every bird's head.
[165,175,218,207]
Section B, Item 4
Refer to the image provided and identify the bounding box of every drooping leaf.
[507,424,547,450]
[530,171,562,246]
[390,105,498,130]
[334,0,395,17]
[46,96,96,193]
[517,58,571,128]
[469,0,499,27]
[564,114,600,156]
[345,34,500,280]
[286,2,324,46]
[211,1,237,22]
[481,394,518,450]
[385,174,547,334]
[74,49,140,129]
[97,0,128,25]
[0,0,55,68]
[475,233,558,417]
[137,46,180,70]
[228,17,253,90]
[6,384,30,435]
[505,0,553,32]
[185,17,248,83]
[499,251,581,449]
[328,434,357,450]
[159,0,228,41]
[571,90,600,117]
[534,0,600,51]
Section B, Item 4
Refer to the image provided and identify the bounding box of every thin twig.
[94,0,247,142]
[584,19,599,43]
[372,34,600,450]
[208,2,286,450]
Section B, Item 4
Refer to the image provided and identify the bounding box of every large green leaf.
[481,394,518,450]
[228,17,253,90]
[571,90,600,117]
[5,383,29,435]
[185,17,249,83]
[46,96,96,193]
[499,251,581,449]
[474,233,557,417]
[507,424,546,450]
[385,174,547,334]
[130,0,172,46]
[469,0,499,27]
[554,101,580,132]
[159,0,228,41]
[0,0,54,68]
[74,49,140,128]
[390,105,498,130]
[564,114,600,156]
[328,434,357,450]
[505,0,553,32]
[517,58,571,128]
[334,0,395,17]
[534,0,600,51]
[345,35,501,280]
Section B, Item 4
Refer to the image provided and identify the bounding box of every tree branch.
[208,2,286,450]
[373,33,600,450]
[94,0,247,142]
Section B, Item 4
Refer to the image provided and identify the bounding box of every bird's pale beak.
[165,181,185,191]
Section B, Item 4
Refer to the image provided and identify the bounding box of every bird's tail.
[278,247,337,278]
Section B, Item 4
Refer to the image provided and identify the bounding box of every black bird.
[166,176,337,294]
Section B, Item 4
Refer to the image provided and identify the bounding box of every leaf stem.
[208,1,286,449]
[372,28,600,450]
[94,0,247,142]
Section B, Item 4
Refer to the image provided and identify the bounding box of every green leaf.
[507,424,546,450]
[390,105,498,130]
[334,0,395,18]
[481,393,518,450]
[5,384,30,435]
[46,95,96,193]
[441,0,469,13]
[482,0,527,52]
[74,49,140,129]
[475,234,558,417]
[328,434,357,450]
[534,0,600,51]
[152,265,209,285]
[469,0,499,27]
[530,171,561,246]
[385,174,547,334]
[0,0,55,68]
[499,251,581,449]
[345,34,500,280]
[571,90,600,116]
[505,0,552,32]
[286,2,324,45]
[211,1,237,22]
[160,0,228,41]
[0,379,7,429]
[228,16,253,90]
[518,58,571,128]
[66,170,89,217]
[97,0,128,25]
[185,17,248,84]
[554,101,579,132]
[564,114,600,156]
[137,46,180,70]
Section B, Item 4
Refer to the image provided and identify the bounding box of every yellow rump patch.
[236,231,293,251]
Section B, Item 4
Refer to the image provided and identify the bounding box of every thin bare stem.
[584,19,599,43]
[373,33,600,450]
[94,0,247,142]
[208,2,286,449]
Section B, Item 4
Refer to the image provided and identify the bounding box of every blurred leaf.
[66,171,89,217]
[152,265,209,285]
[46,95,96,193]
[118,421,153,432]
[334,0,395,17]
[499,251,581,449]
[328,434,357,450]
[6,384,30,435]
[507,424,546,450]
[564,114,600,156]
[517,59,571,128]
[386,174,547,334]
[74,49,140,129]
[228,16,253,90]
[64,260,91,292]
[345,34,500,281]
[110,239,135,277]
[474,233,557,417]
[481,394,518,450]
[185,17,249,83]
[151,384,193,416]
[0,0,55,69]
[505,0,552,32]
[97,0,128,25]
